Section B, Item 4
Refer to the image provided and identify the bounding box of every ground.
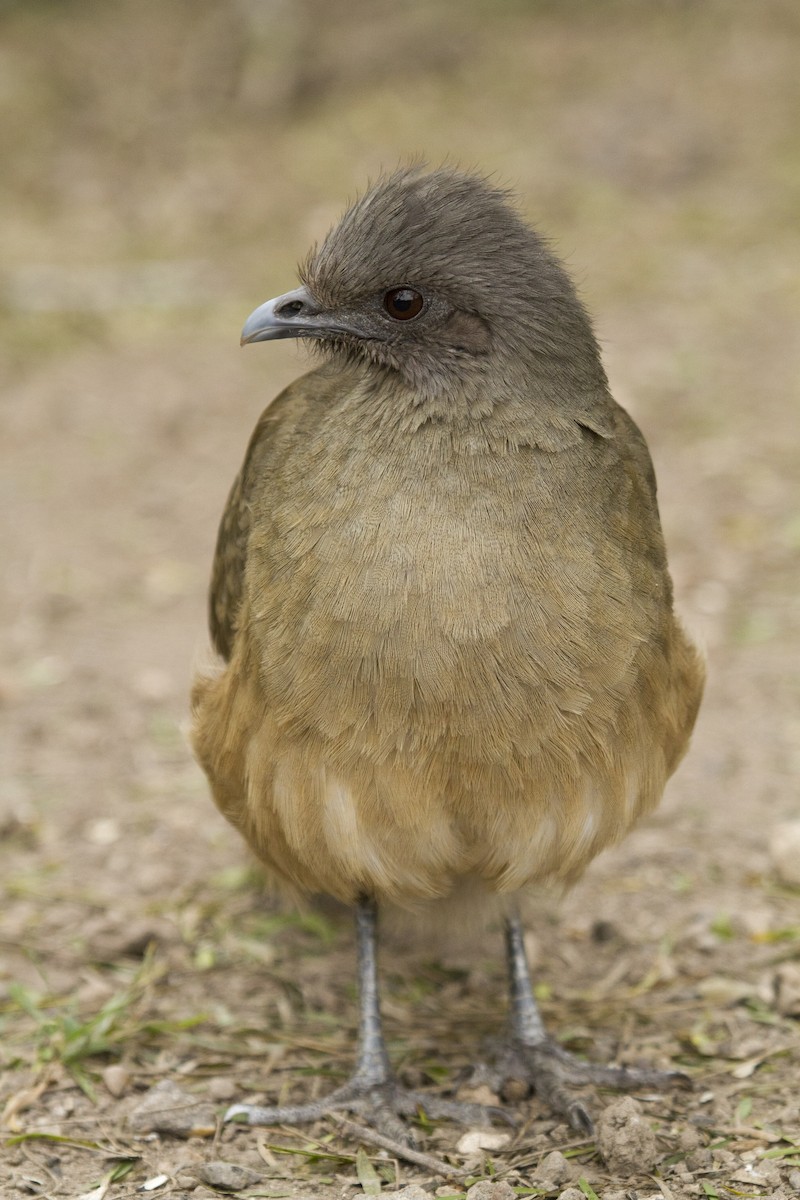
[1,2,799,1198]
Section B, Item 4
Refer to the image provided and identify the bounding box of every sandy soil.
[1,2,799,1198]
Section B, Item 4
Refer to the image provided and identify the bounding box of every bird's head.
[241,167,605,406]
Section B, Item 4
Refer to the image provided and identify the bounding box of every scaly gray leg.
[226,896,510,1143]
[491,910,688,1133]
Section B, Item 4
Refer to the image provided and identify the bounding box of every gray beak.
[240,285,328,345]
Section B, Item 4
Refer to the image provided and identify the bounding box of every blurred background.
[1,0,799,1189]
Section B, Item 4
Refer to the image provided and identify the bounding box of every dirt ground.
[1,2,799,1198]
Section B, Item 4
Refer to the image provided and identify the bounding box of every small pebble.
[465,1182,517,1200]
[533,1149,572,1187]
[207,1077,237,1102]
[128,1079,216,1138]
[596,1096,659,1175]
[685,1148,714,1171]
[102,1064,130,1097]
[678,1126,703,1151]
[456,1129,512,1155]
[180,1161,264,1191]
[731,1161,782,1187]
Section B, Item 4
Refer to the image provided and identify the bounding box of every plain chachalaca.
[191,166,704,1138]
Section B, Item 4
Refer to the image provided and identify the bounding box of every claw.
[221,1077,511,1144]
[225,1104,255,1124]
[490,1036,689,1131]
[566,1100,594,1136]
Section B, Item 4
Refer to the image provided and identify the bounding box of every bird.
[191,165,705,1139]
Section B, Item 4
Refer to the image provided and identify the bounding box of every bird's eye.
[383,287,424,321]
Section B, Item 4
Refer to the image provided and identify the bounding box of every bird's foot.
[226,1071,515,1146]
[484,1038,690,1135]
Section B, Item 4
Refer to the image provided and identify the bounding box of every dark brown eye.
[383,287,424,321]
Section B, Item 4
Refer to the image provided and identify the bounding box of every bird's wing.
[208,404,274,660]
[207,365,339,660]
[207,376,298,658]
[610,402,659,503]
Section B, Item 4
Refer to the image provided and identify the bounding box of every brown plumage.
[191,166,704,1137]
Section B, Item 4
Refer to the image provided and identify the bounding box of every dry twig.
[328,1113,465,1178]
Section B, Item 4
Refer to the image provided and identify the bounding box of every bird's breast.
[245,438,631,764]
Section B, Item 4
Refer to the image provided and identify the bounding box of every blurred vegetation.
[2,0,798,353]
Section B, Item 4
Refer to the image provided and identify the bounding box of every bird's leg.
[488,910,688,1133]
[226,896,510,1143]
[349,894,393,1088]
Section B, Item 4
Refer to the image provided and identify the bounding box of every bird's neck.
[330,359,614,454]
